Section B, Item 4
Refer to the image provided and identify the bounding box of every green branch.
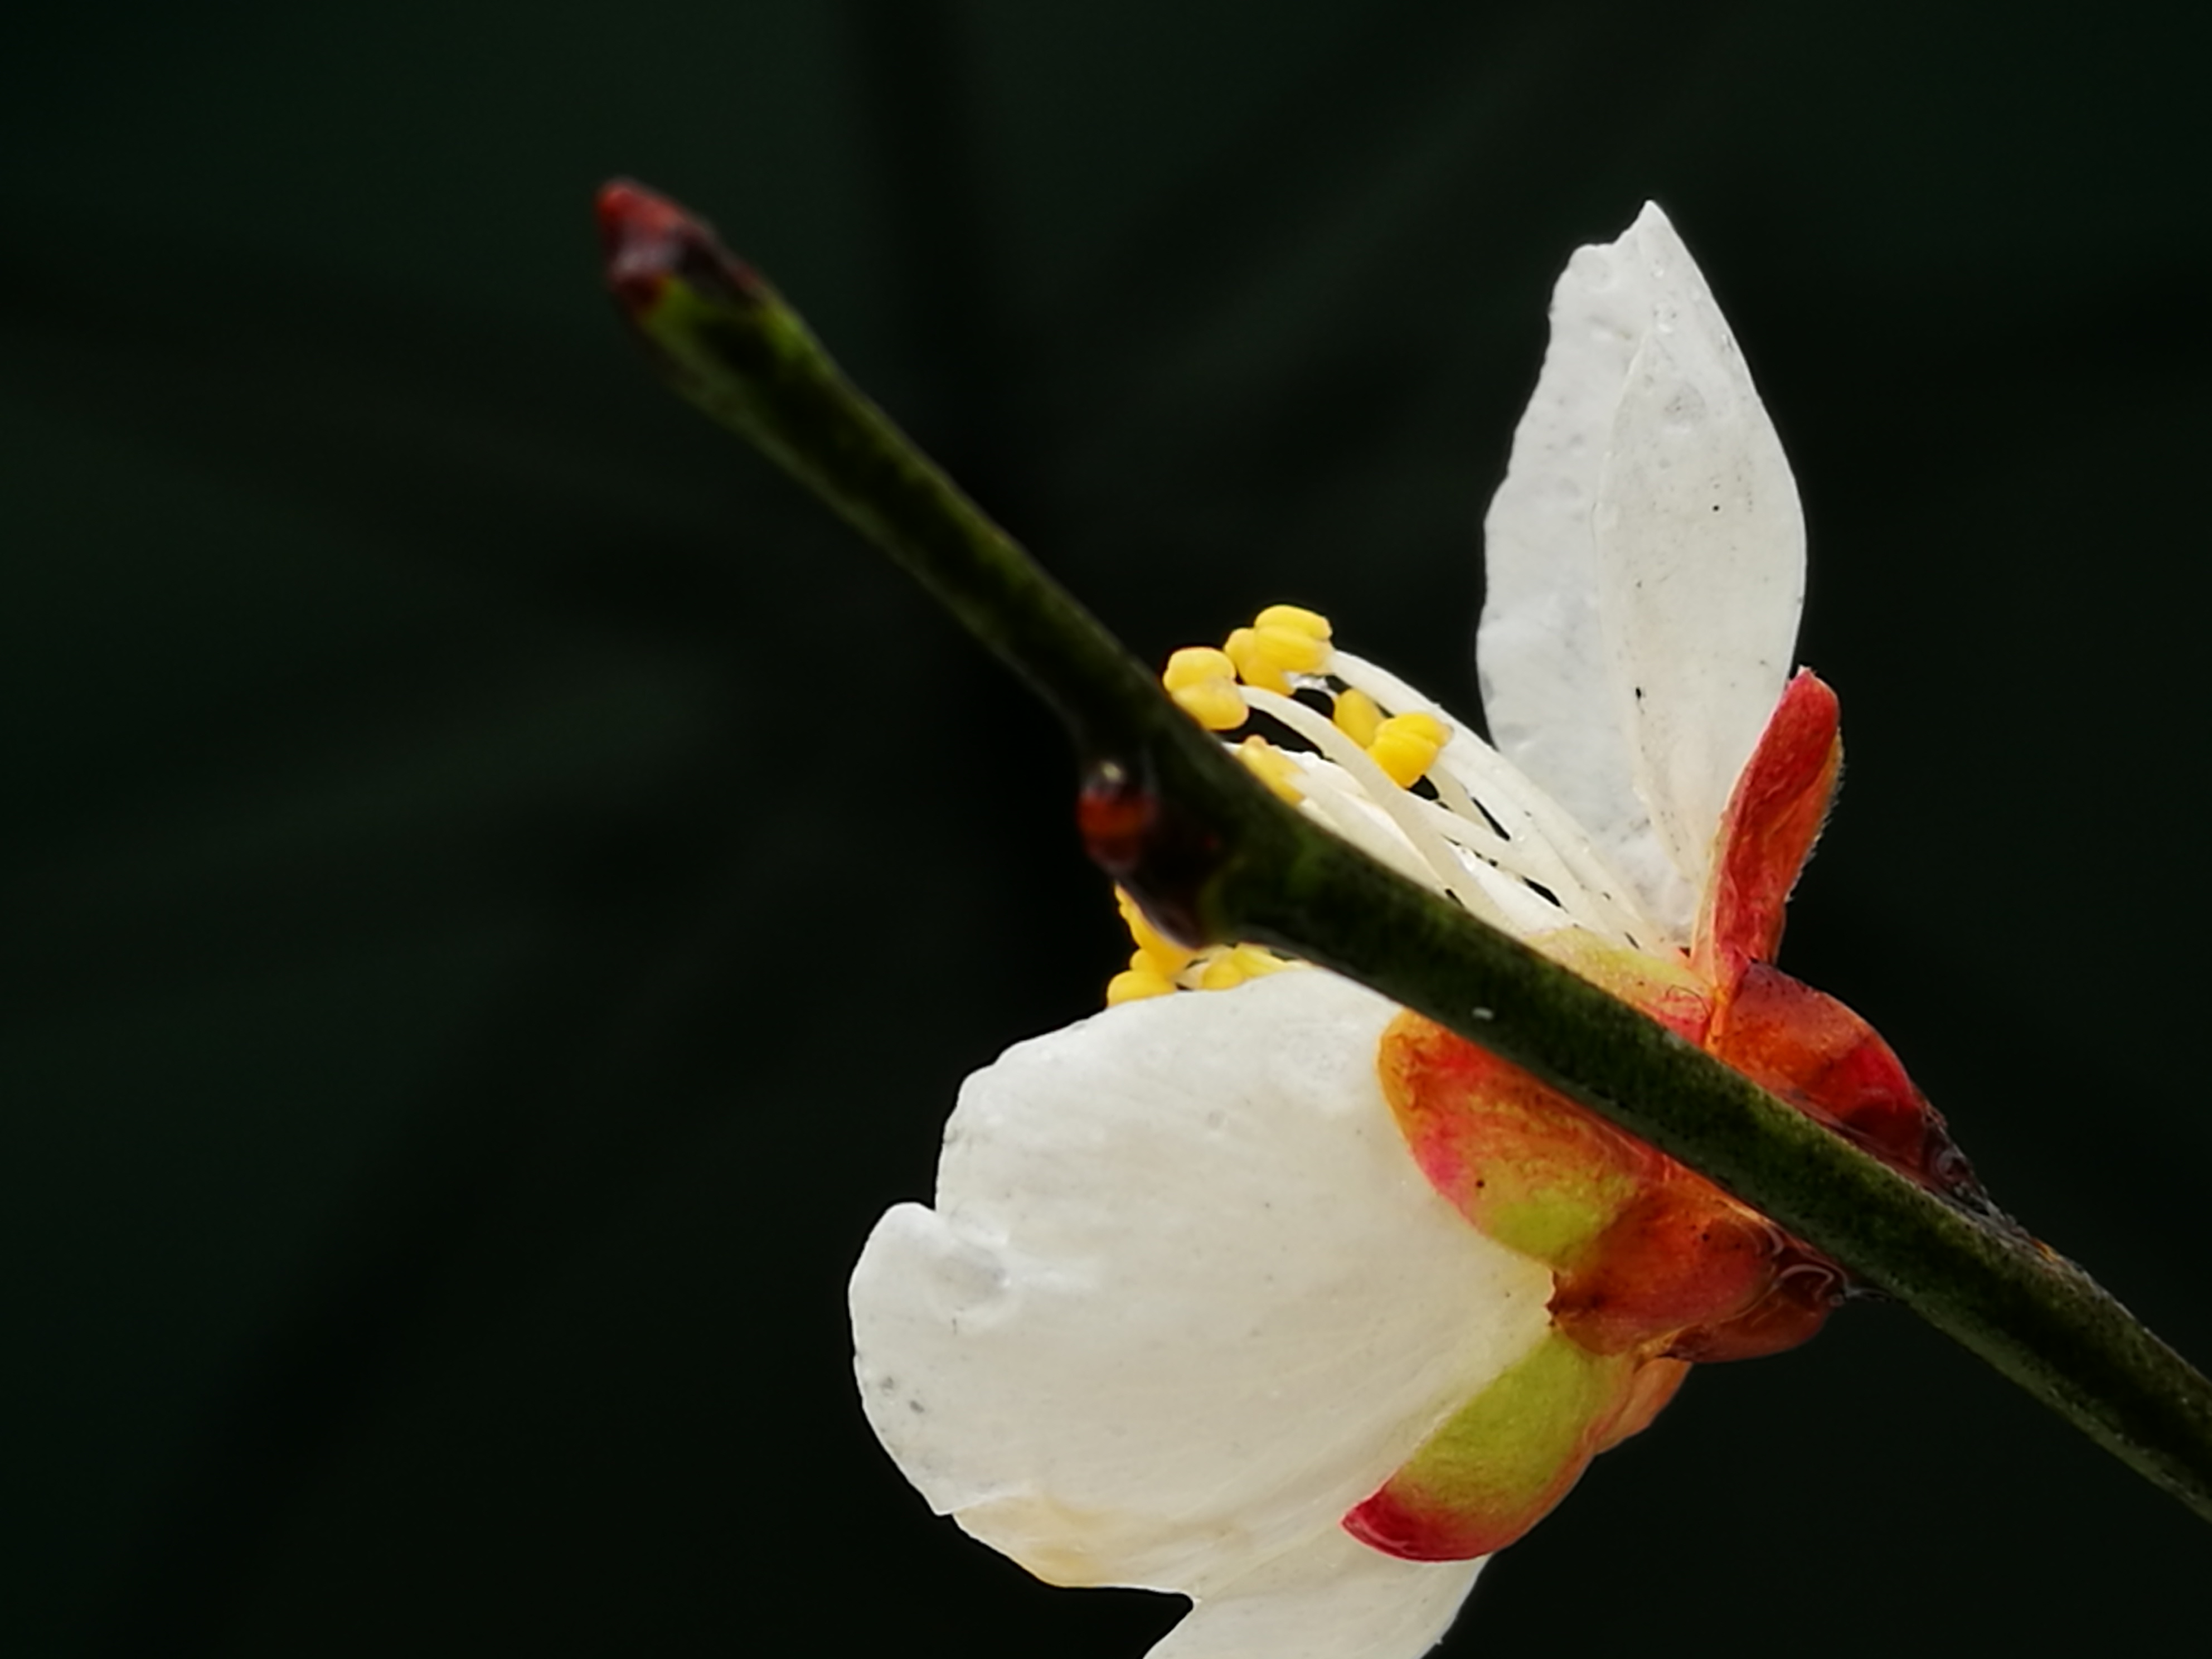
[596,180,2212,1525]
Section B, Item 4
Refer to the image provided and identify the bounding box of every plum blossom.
[849,204,1959,1657]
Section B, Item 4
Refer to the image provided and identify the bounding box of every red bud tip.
[594,180,678,253]
[595,178,761,316]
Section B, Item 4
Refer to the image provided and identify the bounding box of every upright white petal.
[1148,1525,1485,1659]
[851,969,1552,1605]
[1478,202,1803,939]
[1593,206,1804,918]
[1478,222,1652,904]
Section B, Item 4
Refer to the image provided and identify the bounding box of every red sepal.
[1550,1185,1782,1356]
[1715,963,1981,1199]
[1696,670,1842,998]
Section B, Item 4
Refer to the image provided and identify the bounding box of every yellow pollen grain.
[1228,944,1288,979]
[1332,686,1384,748]
[1161,645,1248,731]
[1221,627,1291,695]
[1196,953,1248,992]
[1171,681,1248,731]
[1182,942,1293,994]
[1369,711,1448,788]
[1163,646,1237,689]
[1248,624,1330,675]
[1235,736,1305,803]
[1253,603,1332,641]
[1107,966,1177,1005]
[1116,888,1195,976]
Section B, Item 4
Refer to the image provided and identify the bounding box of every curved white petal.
[1477,202,1802,939]
[1149,1525,1485,1659]
[1477,225,1651,895]
[1593,207,1804,918]
[851,970,1552,1600]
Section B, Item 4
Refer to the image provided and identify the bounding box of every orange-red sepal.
[1380,1000,1849,1366]
[1696,670,1842,997]
[1715,962,1981,1199]
[1341,1336,1686,1560]
[1549,1183,1783,1356]
[1378,1012,1663,1266]
[1666,1250,1845,1362]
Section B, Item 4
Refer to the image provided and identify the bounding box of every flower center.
[1107,607,1976,1565]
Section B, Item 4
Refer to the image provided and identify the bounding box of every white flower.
[850,205,1927,1657]
[854,971,1542,1656]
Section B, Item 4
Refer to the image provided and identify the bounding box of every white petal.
[1477,218,1657,913]
[1593,206,1803,917]
[1477,202,1802,939]
[851,970,1552,1598]
[1148,1525,1485,1659]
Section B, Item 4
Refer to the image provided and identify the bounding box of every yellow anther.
[1235,736,1305,803]
[1249,624,1331,675]
[1162,645,1236,690]
[1223,605,1332,688]
[1369,711,1449,788]
[1253,603,1333,642]
[1197,953,1248,992]
[1228,944,1289,979]
[1117,888,1195,977]
[1164,647,1246,731]
[1170,682,1248,731]
[1332,686,1384,748]
[1107,966,1177,1006]
[1222,627,1291,695]
[1177,943,1293,996]
[1134,942,1185,979]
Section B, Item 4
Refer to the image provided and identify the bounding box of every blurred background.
[5,2,2208,1653]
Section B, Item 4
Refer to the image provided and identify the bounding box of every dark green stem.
[597,180,2212,1526]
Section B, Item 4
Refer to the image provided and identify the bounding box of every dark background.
[6,3,2208,1653]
